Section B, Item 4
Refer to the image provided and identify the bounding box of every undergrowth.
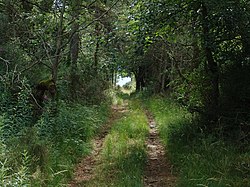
[144,96,250,187]
[87,99,149,187]
[0,95,110,186]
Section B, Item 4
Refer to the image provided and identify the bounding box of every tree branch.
[82,0,119,31]
[60,0,120,51]
[0,57,10,74]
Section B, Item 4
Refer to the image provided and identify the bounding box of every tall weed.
[1,79,33,139]
[1,94,110,186]
[0,115,31,186]
[30,101,110,186]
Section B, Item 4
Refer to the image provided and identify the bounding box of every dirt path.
[144,110,177,187]
[68,103,128,187]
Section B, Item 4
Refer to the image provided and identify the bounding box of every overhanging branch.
[60,0,120,50]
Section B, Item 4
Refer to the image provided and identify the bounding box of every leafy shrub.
[1,78,33,139]
[30,101,110,186]
[57,63,109,105]
[0,115,31,187]
[0,71,111,186]
[36,101,109,142]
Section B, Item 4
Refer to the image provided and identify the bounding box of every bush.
[0,73,111,186]
[1,78,33,139]
[0,115,31,186]
[29,100,110,186]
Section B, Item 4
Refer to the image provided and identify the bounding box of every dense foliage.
[123,0,250,138]
[145,96,250,186]
[0,0,249,185]
[0,0,114,185]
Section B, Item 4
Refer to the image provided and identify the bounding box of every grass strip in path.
[86,99,149,187]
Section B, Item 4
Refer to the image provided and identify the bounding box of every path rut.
[68,103,128,187]
[144,110,177,187]
[69,102,176,187]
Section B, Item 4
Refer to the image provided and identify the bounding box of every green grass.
[0,101,110,187]
[144,96,250,187]
[87,99,149,187]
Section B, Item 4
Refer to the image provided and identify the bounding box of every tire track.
[68,103,128,187]
[144,110,177,187]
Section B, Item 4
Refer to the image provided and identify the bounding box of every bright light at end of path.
[117,77,131,86]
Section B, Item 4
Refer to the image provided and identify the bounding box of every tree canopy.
[0,0,250,185]
[1,0,250,149]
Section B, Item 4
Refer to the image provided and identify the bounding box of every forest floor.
[68,100,176,187]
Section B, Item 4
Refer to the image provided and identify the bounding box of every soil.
[68,103,128,187]
[144,110,177,187]
[69,102,177,187]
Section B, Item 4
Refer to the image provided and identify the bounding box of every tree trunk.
[135,66,145,91]
[70,0,81,98]
[52,0,66,83]
[234,0,250,59]
[93,5,102,73]
[111,71,114,87]
[201,2,220,122]
[161,60,168,92]
[94,36,100,73]
[239,25,250,59]
[114,71,117,87]
[135,73,140,91]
